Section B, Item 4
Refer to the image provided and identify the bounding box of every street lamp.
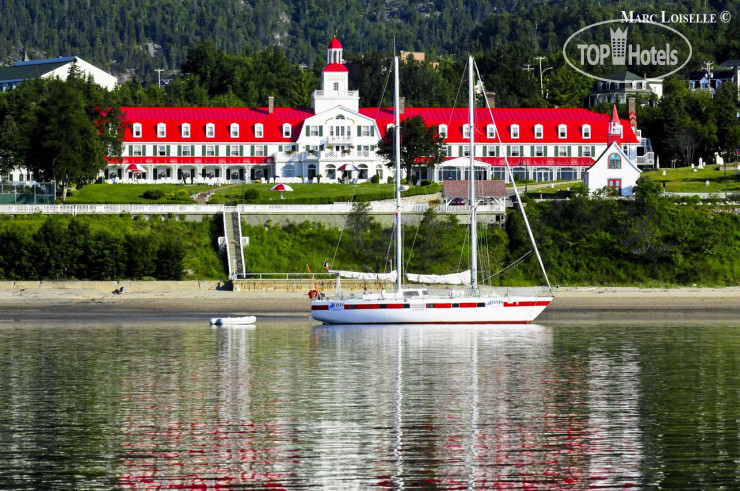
[534,56,553,98]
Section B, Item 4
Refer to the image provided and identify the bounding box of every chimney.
[399,97,405,115]
[627,96,637,133]
[486,91,496,108]
[268,96,274,114]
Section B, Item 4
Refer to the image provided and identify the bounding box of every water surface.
[0,319,738,488]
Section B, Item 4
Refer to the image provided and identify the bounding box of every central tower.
[311,37,359,114]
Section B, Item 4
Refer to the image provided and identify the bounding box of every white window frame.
[181,145,192,157]
[282,123,292,138]
[583,146,592,157]
[229,145,240,157]
[534,145,544,157]
[230,123,239,138]
[558,124,567,139]
[310,125,320,137]
[181,123,190,138]
[582,125,591,139]
[132,145,142,157]
[254,123,263,138]
[206,123,215,138]
[157,123,166,138]
[510,146,521,157]
[157,145,167,156]
[510,124,519,139]
[463,146,471,157]
[558,145,568,157]
[486,124,496,139]
[438,124,448,138]
[254,145,266,157]
[205,145,215,157]
[534,124,543,139]
[462,124,471,139]
[133,123,142,138]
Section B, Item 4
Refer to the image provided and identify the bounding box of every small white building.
[584,142,642,196]
[0,56,117,92]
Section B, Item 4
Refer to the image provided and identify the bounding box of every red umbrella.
[270,184,294,192]
[126,163,144,173]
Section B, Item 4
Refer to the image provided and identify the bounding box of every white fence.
[0,202,506,215]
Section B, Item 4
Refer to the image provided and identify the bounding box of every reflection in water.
[0,321,738,488]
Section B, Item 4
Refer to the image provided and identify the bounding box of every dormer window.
[534,124,543,139]
[206,123,215,138]
[132,123,142,138]
[181,123,190,138]
[462,124,471,139]
[510,124,519,139]
[438,124,448,138]
[230,123,239,138]
[582,124,591,139]
[558,124,567,139]
[282,123,291,138]
[486,124,496,139]
[254,123,263,138]
[157,123,166,138]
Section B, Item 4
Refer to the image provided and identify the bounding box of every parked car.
[449,197,466,206]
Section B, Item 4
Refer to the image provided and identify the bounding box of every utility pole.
[534,56,553,98]
[155,68,164,89]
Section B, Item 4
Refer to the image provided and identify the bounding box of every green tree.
[713,83,740,162]
[156,237,185,280]
[376,115,445,185]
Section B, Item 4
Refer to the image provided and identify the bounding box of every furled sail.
[406,270,471,285]
[329,270,397,281]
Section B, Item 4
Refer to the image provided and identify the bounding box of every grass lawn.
[643,165,740,193]
[65,184,204,204]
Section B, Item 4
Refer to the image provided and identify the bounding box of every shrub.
[243,189,260,201]
[370,175,380,184]
[142,189,164,200]
[168,189,191,201]
[387,176,394,184]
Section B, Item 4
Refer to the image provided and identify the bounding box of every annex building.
[113,38,640,187]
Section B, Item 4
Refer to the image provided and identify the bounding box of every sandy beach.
[1,281,738,323]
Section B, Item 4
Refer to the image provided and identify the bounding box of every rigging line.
[481,250,533,283]
[330,183,361,268]
[448,58,468,128]
[473,60,552,291]
[457,220,470,273]
[403,215,421,277]
[371,59,395,121]
[384,221,396,273]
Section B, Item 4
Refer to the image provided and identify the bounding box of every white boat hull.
[209,316,256,326]
[311,295,551,325]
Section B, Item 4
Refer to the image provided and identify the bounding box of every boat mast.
[468,56,478,294]
[394,56,403,293]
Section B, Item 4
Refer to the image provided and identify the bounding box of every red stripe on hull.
[504,301,551,307]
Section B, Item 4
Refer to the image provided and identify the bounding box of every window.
[254,145,265,157]
[157,145,167,156]
[206,145,215,157]
[230,123,239,138]
[582,125,591,139]
[283,123,292,138]
[462,124,471,139]
[254,124,263,138]
[133,123,142,138]
[558,124,567,139]
[534,124,543,139]
[487,145,497,156]
[310,125,321,137]
[534,145,544,157]
[583,146,592,157]
[510,146,521,157]
[157,123,166,138]
[438,124,448,138]
[360,125,372,137]
[230,145,240,156]
[132,145,142,157]
[463,146,471,157]
[608,153,621,169]
[181,145,192,157]
[333,82,339,91]
[558,146,568,157]
[607,178,622,195]
[206,124,215,138]
[487,124,496,139]
[510,124,519,139]
[181,123,190,138]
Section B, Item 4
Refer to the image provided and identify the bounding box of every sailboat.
[310,56,553,324]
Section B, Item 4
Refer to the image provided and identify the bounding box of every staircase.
[221,206,246,279]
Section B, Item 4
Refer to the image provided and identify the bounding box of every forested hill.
[1,0,737,84]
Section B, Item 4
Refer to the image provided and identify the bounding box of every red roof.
[323,63,348,73]
[328,37,342,49]
[359,107,639,144]
[121,107,313,142]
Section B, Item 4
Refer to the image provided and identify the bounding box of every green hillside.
[1,0,736,85]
